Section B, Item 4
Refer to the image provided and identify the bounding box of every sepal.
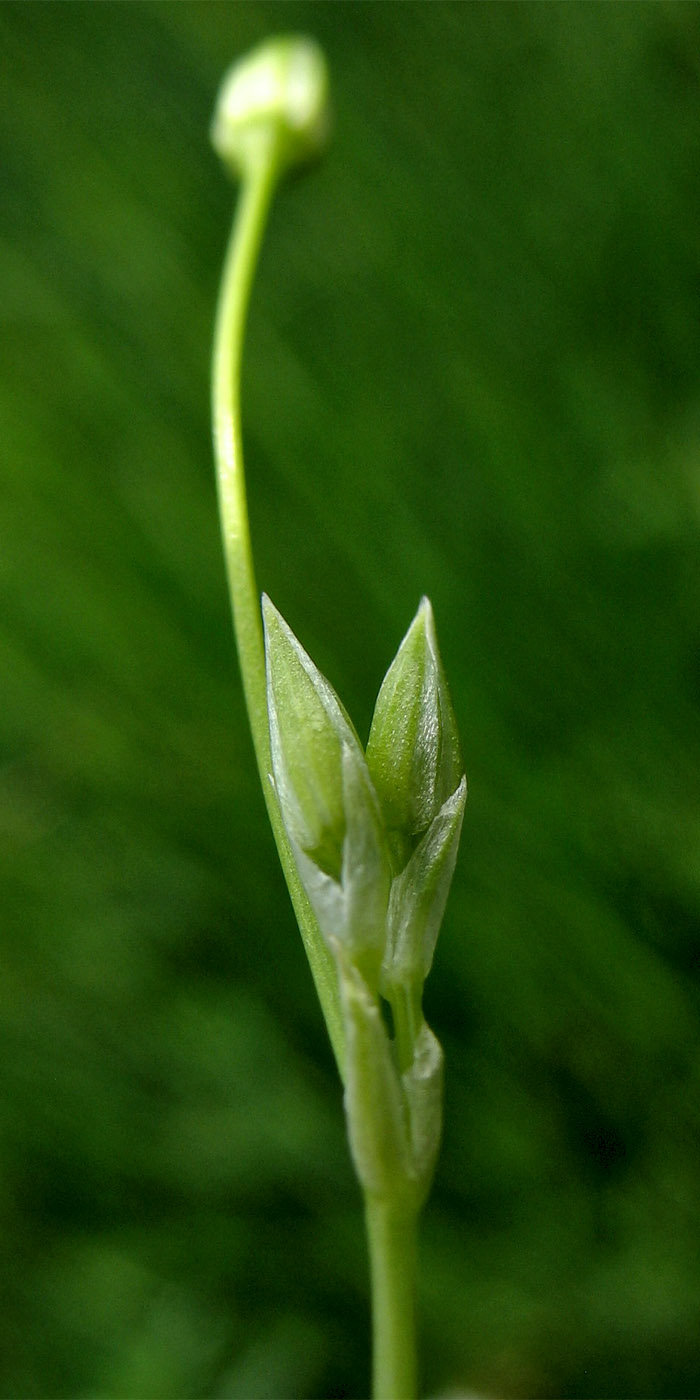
[381,775,466,990]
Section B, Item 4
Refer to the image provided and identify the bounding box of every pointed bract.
[339,956,444,1206]
[339,958,414,1200]
[381,775,466,990]
[401,1020,444,1206]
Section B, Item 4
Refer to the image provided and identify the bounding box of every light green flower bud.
[264,594,352,876]
[211,35,330,181]
[263,596,391,982]
[366,597,464,872]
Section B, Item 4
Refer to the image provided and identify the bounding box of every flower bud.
[366,598,463,872]
[211,36,330,181]
[263,596,391,981]
[264,594,351,877]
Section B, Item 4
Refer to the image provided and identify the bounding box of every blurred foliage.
[2,3,700,1396]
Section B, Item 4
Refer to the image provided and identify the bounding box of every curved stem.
[211,163,345,1077]
[365,1195,419,1400]
[212,165,274,759]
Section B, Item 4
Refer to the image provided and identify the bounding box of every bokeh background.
[2,3,700,1396]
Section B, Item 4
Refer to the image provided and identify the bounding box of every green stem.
[389,981,423,1076]
[211,158,345,1077]
[365,1195,419,1400]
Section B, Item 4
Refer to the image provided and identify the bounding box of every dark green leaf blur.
[2,3,699,1396]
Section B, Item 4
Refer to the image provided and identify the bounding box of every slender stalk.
[209,42,458,1399]
[365,1194,419,1400]
[213,167,422,1392]
[212,161,276,760]
[211,158,346,1076]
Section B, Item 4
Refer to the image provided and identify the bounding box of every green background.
[2,3,700,1396]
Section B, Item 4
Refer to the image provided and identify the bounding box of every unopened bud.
[263,596,391,982]
[366,598,463,872]
[211,35,330,180]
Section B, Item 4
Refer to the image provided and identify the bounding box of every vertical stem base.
[365,1195,419,1400]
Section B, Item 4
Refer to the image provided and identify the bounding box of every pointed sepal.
[382,775,466,990]
[263,596,391,983]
